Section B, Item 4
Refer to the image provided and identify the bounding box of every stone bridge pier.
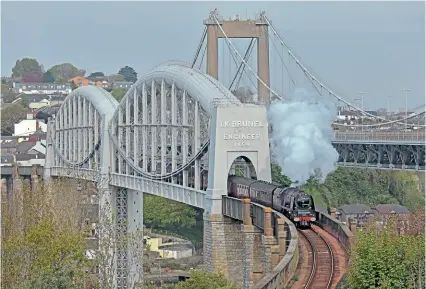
[203,103,286,288]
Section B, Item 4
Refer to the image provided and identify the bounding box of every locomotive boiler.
[227,175,316,227]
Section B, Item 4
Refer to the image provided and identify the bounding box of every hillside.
[290,167,425,211]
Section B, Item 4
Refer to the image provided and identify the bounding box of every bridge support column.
[127,189,143,287]
[204,214,245,286]
[44,118,54,182]
[242,224,263,289]
[262,208,277,274]
[277,218,287,258]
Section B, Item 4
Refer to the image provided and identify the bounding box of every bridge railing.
[315,211,353,253]
[334,130,425,142]
[222,196,299,289]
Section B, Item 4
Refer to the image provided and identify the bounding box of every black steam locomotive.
[227,175,316,227]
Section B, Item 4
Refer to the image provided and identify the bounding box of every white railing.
[334,131,426,142]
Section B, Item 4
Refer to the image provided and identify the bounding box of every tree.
[88,72,105,78]
[47,63,85,82]
[111,87,127,101]
[118,66,138,83]
[2,179,95,289]
[11,58,43,78]
[141,271,239,289]
[143,194,197,229]
[346,211,425,289]
[107,74,125,82]
[42,70,55,83]
[11,265,91,289]
[1,102,27,135]
[271,164,291,186]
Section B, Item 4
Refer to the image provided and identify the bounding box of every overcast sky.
[1,1,424,110]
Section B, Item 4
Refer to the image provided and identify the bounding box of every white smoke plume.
[268,88,339,186]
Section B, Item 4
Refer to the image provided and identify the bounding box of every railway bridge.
[32,62,421,289]
[4,11,425,289]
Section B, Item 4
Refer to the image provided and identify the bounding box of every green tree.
[1,102,27,135]
[12,265,92,289]
[111,87,127,101]
[347,212,425,289]
[88,72,105,78]
[20,97,30,108]
[143,194,197,229]
[11,58,43,78]
[118,66,138,83]
[174,271,239,289]
[42,70,55,82]
[141,271,239,289]
[47,63,85,82]
[107,74,125,82]
[271,164,291,185]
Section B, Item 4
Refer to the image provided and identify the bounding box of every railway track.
[297,228,334,289]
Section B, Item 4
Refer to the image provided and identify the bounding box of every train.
[227,175,316,227]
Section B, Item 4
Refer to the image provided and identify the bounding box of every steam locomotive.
[227,175,316,227]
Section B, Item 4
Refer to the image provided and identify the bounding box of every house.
[13,82,71,95]
[14,116,47,137]
[15,153,45,166]
[26,94,51,109]
[28,140,46,156]
[336,204,374,228]
[0,155,14,166]
[0,136,19,154]
[372,204,410,231]
[143,236,193,259]
[49,94,67,106]
[70,76,89,87]
[94,80,109,89]
[336,110,361,121]
[111,81,133,90]
[36,105,60,123]
[15,140,37,155]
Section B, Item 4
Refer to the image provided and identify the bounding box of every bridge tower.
[203,100,272,286]
[204,10,271,107]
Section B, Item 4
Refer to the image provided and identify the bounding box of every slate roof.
[15,141,36,154]
[1,142,17,149]
[25,94,50,103]
[15,154,33,161]
[339,204,374,215]
[373,204,409,214]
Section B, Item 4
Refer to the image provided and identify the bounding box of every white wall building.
[14,119,47,137]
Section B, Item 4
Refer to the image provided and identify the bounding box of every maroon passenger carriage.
[227,175,316,227]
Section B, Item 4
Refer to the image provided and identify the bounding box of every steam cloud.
[268,88,339,186]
